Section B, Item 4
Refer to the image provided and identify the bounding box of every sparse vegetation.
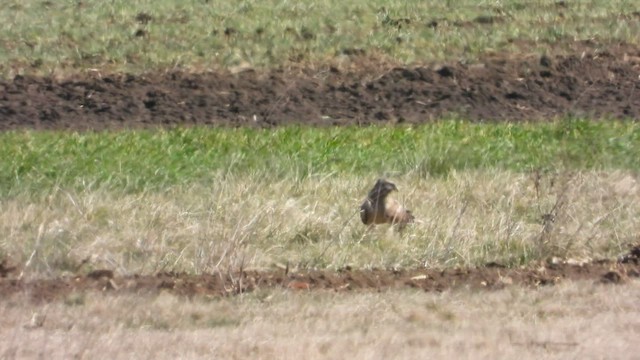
[2,282,639,358]
[1,0,639,77]
[0,153,640,275]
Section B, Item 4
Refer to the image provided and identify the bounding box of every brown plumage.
[360,179,414,229]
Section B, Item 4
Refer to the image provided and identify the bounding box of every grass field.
[2,121,638,196]
[1,0,639,77]
[2,1,640,358]
[1,121,638,276]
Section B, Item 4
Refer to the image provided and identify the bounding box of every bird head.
[370,179,398,198]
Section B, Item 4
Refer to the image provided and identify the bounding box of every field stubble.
[1,280,639,359]
[1,170,638,277]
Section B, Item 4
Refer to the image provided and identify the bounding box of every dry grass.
[1,280,638,359]
[1,170,638,277]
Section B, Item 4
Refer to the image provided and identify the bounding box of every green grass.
[1,121,638,275]
[1,0,639,77]
[0,120,638,197]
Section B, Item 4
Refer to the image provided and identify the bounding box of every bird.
[360,179,414,229]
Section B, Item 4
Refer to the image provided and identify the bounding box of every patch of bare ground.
[1,245,638,303]
[1,41,640,131]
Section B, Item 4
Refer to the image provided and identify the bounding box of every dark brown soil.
[1,250,639,303]
[2,42,640,131]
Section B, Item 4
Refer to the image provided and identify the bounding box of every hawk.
[360,179,414,229]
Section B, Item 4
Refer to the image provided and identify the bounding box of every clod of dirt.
[135,12,153,24]
[485,262,506,268]
[0,259,17,278]
[381,16,411,29]
[339,48,366,56]
[86,269,114,280]
[600,270,625,284]
[618,244,640,264]
[474,15,500,25]
[435,66,454,77]
[540,55,553,67]
[134,29,147,38]
[158,280,175,290]
[299,27,315,41]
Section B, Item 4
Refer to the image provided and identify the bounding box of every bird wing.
[360,199,373,224]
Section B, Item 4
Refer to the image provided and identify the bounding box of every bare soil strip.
[1,42,640,131]
[1,246,638,302]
